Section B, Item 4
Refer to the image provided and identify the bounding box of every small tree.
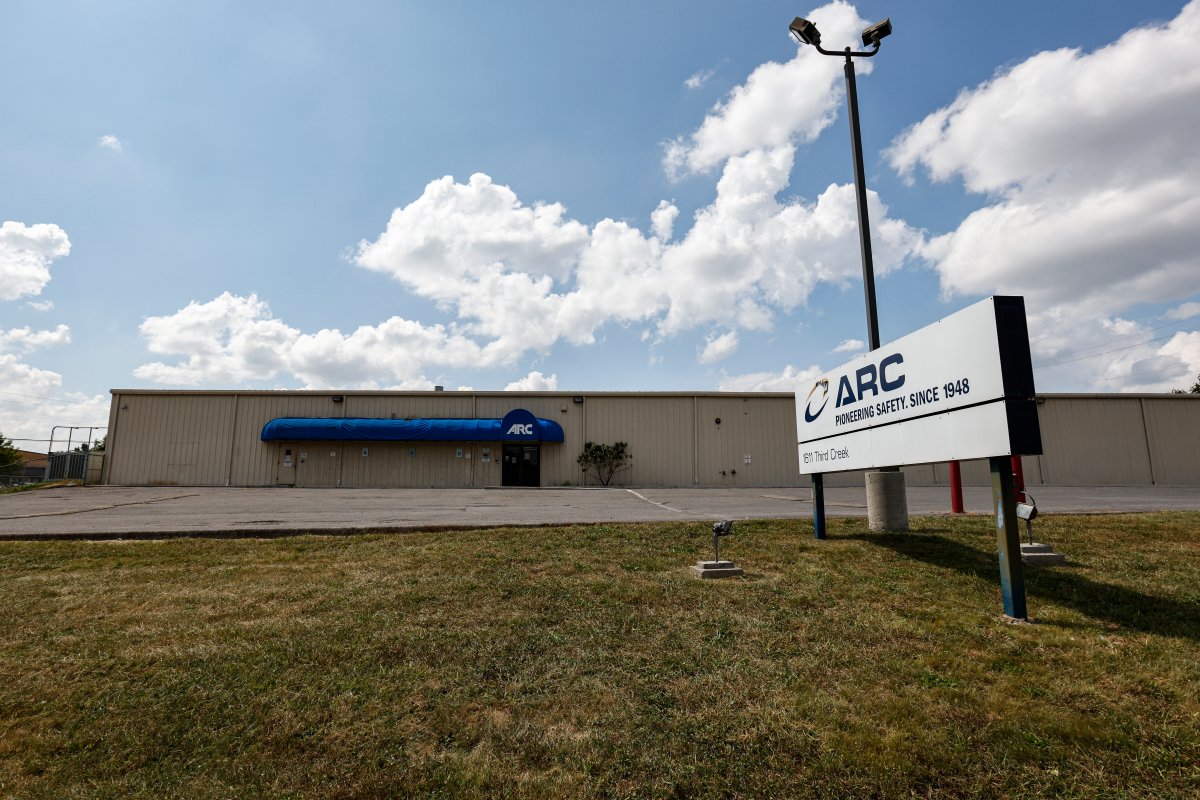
[0,433,21,476]
[577,441,631,486]
[1171,373,1200,394]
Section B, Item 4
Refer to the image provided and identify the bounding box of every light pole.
[790,15,890,348]
[791,14,908,532]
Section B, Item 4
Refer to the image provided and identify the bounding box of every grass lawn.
[1,513,1197,798]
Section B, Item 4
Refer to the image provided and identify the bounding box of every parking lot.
[2,484,1198,540]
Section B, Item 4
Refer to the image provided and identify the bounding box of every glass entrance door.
[502,444,540,487]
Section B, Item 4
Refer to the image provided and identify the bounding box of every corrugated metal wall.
[1141,398,1200,485]
[102,391,1200,488]
[1034,396,1153,485]
[104,395,237,485]
[581,396,695,486]
[102,391,800,488]
[696,396,799,487]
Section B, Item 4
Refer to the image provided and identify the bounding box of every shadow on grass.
[849,531,1200,642]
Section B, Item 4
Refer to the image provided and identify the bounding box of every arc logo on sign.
[835,352,905,407]
[500,408,539,441]
[805,354,905,423]
[804,379,830,423]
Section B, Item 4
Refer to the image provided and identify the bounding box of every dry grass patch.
[0,514,1197,798]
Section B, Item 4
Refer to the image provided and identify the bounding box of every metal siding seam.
[224,393,238,486]
[1139,397,1157,485]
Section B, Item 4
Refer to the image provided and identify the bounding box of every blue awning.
[260,417,565,443]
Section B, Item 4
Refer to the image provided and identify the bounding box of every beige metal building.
[101,390,800,488]
[101,389,1200,489]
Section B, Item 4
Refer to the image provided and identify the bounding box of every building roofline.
[108,389,798,399]
[1036,392,1200,400]
[107,389,1200,400]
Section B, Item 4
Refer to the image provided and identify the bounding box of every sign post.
[812,473,826,540]
[990,456,1028,620]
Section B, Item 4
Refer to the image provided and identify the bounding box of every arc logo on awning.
[500,408,539,441]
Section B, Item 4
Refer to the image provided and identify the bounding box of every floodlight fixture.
[788,16,821,47]
[861,18,892,47]
[791,15,891,58]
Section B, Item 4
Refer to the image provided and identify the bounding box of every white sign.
[798,296,1040,474]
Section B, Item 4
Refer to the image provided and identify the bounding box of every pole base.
[689,561,744,579]
[1020,542,1066,566]
[866,470,908,532]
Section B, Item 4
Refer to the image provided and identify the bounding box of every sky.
[3,0,1199,448]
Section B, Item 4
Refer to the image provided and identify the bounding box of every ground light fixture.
[789,13,908,534]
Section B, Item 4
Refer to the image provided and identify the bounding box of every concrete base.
[689,560,744,579]
[1021,542,1066,566]
[866,470,908,532]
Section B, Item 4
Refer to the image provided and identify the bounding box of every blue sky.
[3,1,1199,444]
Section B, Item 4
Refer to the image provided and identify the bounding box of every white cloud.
[0,335,106,445]
[650,200,678,243]
[684,66,717,90]
[1084,327,1200,393]
[664,1,869,178]
[144,148,926,387]
[1158,332,1200,385]
[832,338,864,354]
[888,1,1200,390]
[504,370,558,391]
[348,157,922,358]
[1022,306,1200,393]
[26,300,54,312]
[138,3,924,390]
[718,363,823,393]
[698,330,739,364]
[98,134,124,152]
[0,223,100,443]
[0,221,71,301]
[356,173,591,292]
[0,352,110,443]
[656,150,922,336]
[0,324,71,353]
[1166,301,1200,321]
[134,292,488,388]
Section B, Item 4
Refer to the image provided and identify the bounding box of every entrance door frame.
[276,444,296,486]
[502,443,541,487]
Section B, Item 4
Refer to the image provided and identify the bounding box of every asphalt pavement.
[1,484,1197,540]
